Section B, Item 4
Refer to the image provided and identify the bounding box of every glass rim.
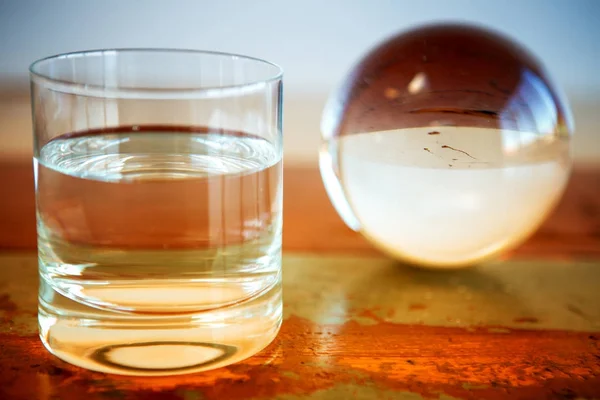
[29,48,283,99]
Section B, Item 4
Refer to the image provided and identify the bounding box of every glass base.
[38,284,282,376]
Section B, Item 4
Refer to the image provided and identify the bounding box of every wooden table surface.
[1,161,599,400]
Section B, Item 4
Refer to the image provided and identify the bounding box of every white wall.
[0,0,598,163]
[1,0,599,95]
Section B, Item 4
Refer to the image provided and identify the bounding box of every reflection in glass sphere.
[320,23,573,269]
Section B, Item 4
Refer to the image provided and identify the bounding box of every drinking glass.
[30,49,283,375]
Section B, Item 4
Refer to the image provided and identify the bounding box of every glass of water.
[30,49,283,375]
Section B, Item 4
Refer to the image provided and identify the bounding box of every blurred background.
[0,0,598,165]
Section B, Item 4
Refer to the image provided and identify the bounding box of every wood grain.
[0,159,599,399]
[1,319,599,400]
[1,252,599,400]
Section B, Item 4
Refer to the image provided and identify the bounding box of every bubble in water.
[320,23,573,269]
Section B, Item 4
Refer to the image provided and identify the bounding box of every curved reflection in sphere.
[320,23,573,269]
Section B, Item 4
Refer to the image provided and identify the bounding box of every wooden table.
[1,162,599,400]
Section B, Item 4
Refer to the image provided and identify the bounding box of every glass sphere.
[320,23,573,269]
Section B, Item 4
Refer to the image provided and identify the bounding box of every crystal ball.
[320,23,573,269]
